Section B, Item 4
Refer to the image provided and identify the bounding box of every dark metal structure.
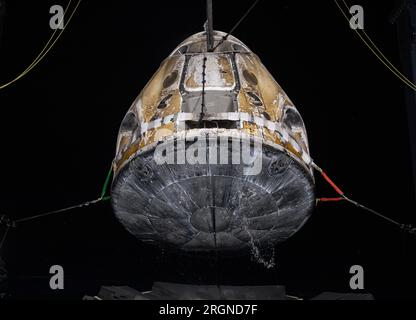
[206,0,214,52]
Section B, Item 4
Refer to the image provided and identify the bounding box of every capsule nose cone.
[170,30,252,56]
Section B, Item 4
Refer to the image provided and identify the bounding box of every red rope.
[317,197,344,203]
[312,162,415,235]
[320,170,344,196]
[313,164,345,204]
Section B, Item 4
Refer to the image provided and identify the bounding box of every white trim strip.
[140,112,299,149]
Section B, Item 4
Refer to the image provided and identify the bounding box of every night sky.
[0,0,415,300]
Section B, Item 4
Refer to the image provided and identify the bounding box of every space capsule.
[111,31,315,252]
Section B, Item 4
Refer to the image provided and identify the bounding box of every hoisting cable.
[212,0,260,52]
[312,162,416,235]
[0,166,113,250]
[0,0,82,90]
[334,0,416,92]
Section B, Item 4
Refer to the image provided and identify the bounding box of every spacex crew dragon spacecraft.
[111,28,315,252]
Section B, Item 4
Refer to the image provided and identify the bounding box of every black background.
[0,0,415,300]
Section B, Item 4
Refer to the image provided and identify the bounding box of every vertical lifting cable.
[206,0,214,52]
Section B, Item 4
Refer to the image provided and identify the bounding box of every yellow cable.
[334,0,416,92]
[20,0,73,77]
[341,0,416,91]
[0,0,81,90]
[20,0,81,78]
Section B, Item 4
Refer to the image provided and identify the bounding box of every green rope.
[100,166,113,199]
